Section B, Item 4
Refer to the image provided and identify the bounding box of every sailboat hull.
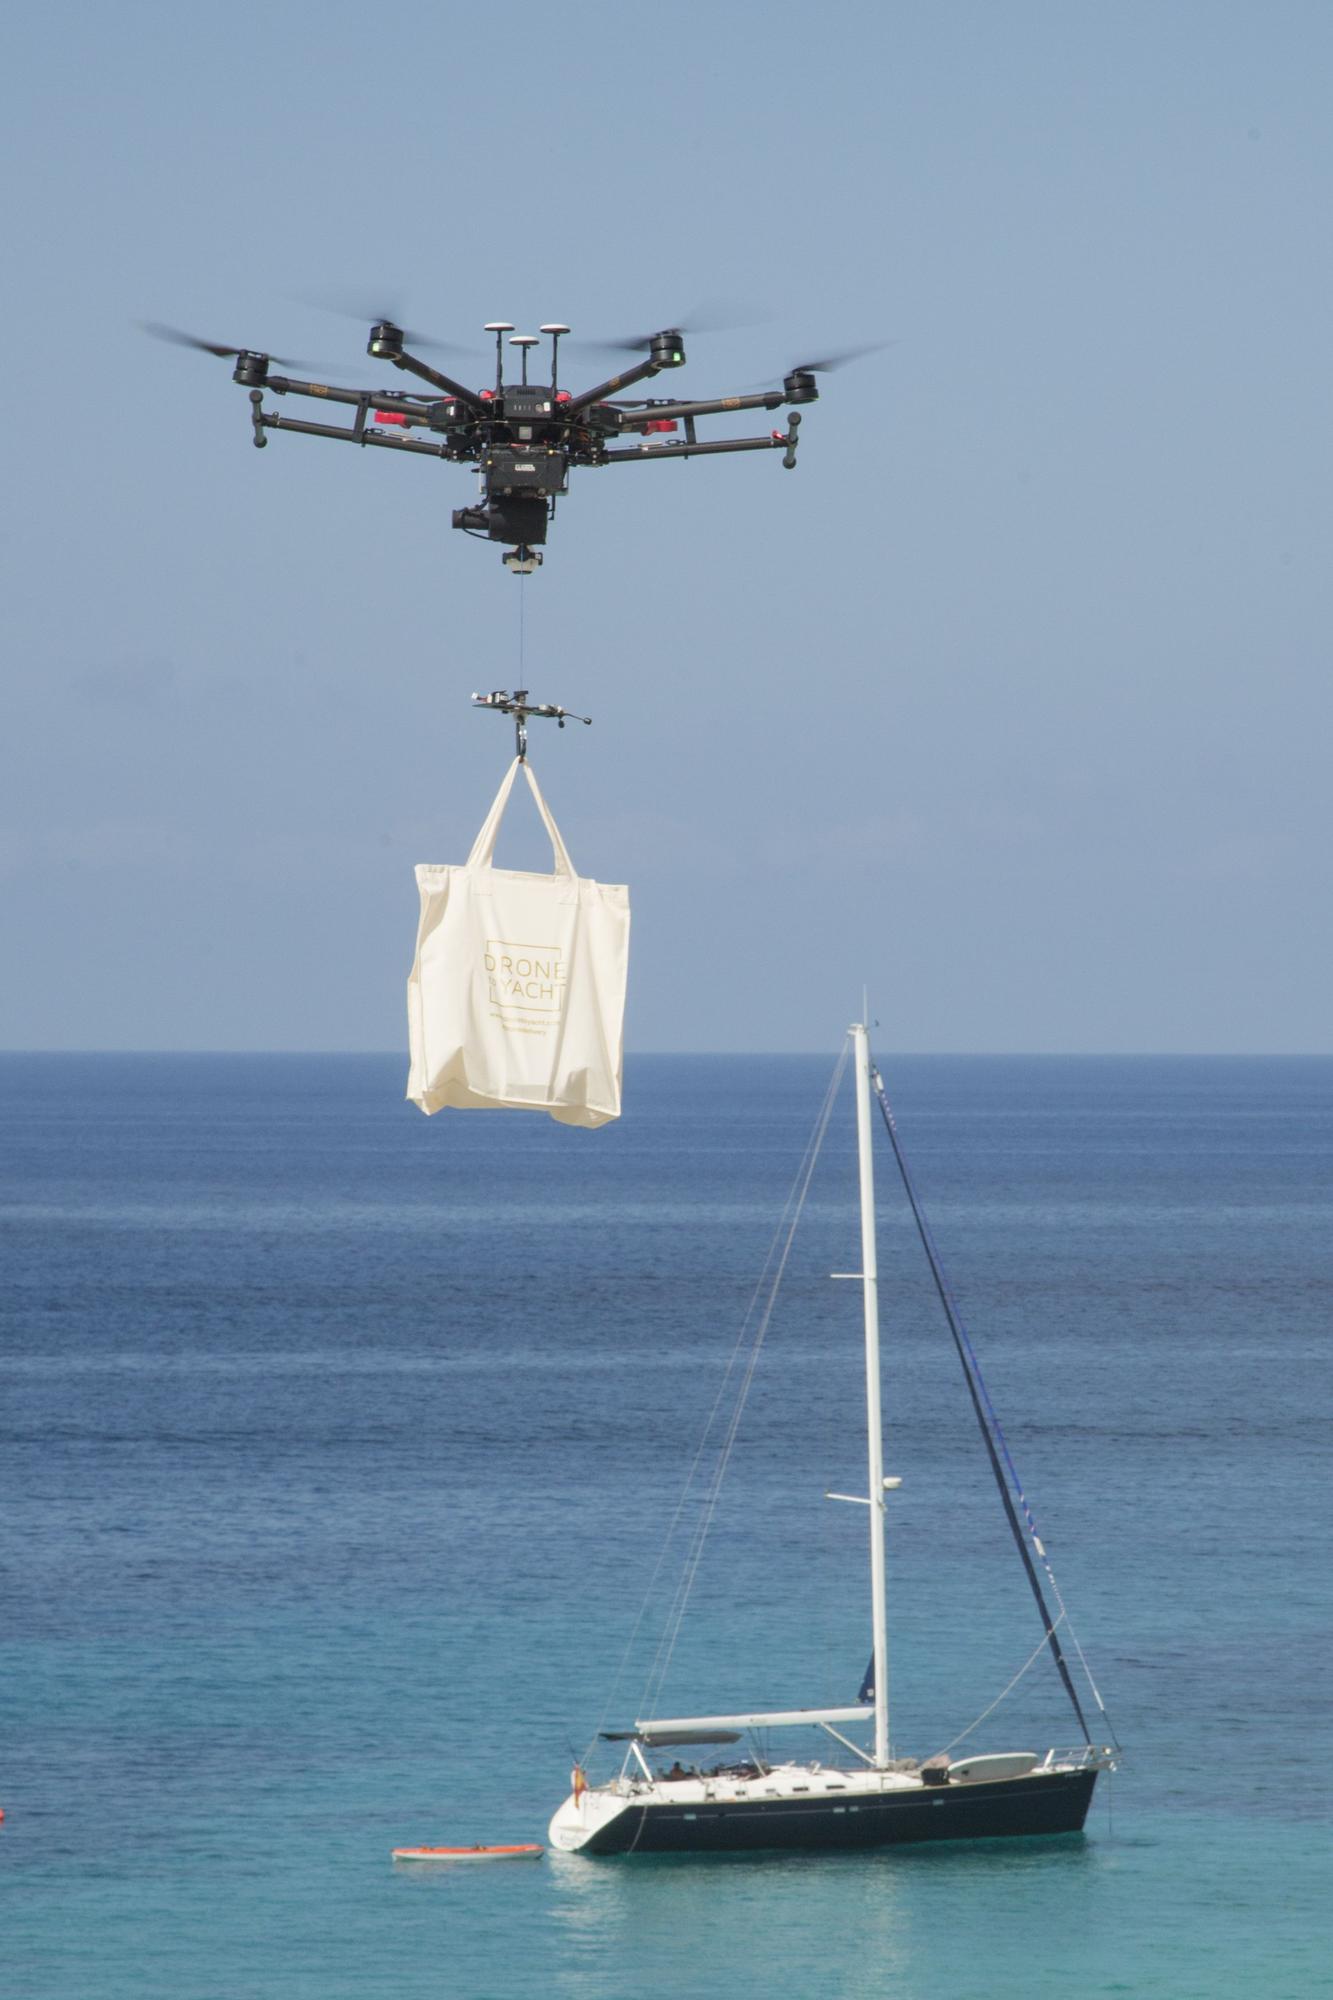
[560,1768,1098,1856]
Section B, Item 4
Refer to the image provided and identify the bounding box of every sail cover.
[631,1708,874,1739]
[601,1730,742,1746]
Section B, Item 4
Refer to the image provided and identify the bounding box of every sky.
[2,0,1331,1053]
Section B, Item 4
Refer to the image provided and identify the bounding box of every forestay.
[406,758,630,1127]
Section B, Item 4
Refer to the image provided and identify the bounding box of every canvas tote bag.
[406,759,630,1126]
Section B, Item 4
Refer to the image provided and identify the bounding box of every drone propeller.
[302,293,478,357]
[141,321,315,367]
[568,302,769,357]
[745,339,895,388]
[789,340,894,372]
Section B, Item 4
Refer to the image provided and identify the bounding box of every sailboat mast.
[852,1021,891,1768]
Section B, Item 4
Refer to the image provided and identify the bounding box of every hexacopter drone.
[146,316,871,573]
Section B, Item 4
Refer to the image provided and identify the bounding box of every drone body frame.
[227,321,813,570]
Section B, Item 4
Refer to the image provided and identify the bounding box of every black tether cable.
[870,1063,1094,1744]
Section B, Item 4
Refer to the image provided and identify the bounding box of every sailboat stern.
[548,1784,639,1854]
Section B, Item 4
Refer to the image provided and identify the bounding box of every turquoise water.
[2,1054,1330,1997]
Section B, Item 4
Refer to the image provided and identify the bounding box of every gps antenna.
[541,323,571,395]
[484,322,515,394]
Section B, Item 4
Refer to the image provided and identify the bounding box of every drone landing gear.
[502,544,542,575]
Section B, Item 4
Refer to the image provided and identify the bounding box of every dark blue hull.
[582,1768,1098,1855]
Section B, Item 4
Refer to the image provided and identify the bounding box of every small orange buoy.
[391,1843,543,1863]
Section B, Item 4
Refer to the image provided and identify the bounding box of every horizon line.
[2,1047,1332,1061]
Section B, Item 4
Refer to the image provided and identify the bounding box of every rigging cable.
[869,1061,1117,1748]
[931,1615,1068,1759]
[627,1041,851,1737]
[581,1046,846,1760]
[582,1041,851,1760]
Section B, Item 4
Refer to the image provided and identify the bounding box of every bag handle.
[466,758,577,877]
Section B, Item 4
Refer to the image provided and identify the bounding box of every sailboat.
[548,1023,1115,1856]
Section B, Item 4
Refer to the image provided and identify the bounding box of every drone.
[145,316,872,573]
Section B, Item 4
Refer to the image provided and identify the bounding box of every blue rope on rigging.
[868,1061,1096,1745]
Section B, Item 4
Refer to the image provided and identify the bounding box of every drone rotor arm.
[385,347,485,410]
[249,395,458,460]
[597,426,798,466]
[562,330,687,418]
[261,374,428,414]
[271,381,443,431]
[614,389,788,427]
[561,356,666,418]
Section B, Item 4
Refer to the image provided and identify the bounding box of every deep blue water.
[2,1052,1330,1998]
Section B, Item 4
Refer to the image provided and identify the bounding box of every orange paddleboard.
[392,1843,544,1862]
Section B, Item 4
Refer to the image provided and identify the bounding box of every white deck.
[551,1760,922,1852]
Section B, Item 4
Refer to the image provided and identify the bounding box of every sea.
[2,1051,1330,2000]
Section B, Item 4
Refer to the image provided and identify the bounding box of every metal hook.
[471,688,592,761]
